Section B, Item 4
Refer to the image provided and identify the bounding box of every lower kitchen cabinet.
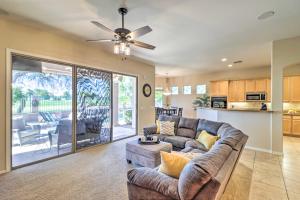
[283,115,292,135]
[284,115,300,137]
[292,116,300,136]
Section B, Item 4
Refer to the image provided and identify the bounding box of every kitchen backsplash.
[228,102,271,110]
[228,102,300,111]
[283,103,300,111]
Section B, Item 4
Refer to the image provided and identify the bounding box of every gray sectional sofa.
[127,115,248,200]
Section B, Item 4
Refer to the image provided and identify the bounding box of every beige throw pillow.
[160,121,175,135]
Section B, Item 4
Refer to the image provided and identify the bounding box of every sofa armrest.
[143,125,157,136]
[127,167,180,200]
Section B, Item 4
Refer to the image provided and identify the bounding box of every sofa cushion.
[127,167,180,200]
[164,136,193,149]
[178,161,212,200]
[197,119,223,136]
[178,117,199,131]
[160,121,175,135]
[158,115,180,133]
[178,144,232,200]
[159,151,191,178]
[216,123,245,150]
[196,130,220,149]
[185,140,208,152]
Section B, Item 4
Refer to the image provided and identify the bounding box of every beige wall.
[157,67,271,118]
[271,36,300,154]
[0,17,155,171]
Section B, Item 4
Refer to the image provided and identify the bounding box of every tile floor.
[222,136,300,200]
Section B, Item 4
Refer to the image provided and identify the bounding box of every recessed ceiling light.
[258,10,275,20]
[228,64,233,68]
[221,58,227,62]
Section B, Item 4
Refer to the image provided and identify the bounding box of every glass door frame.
[8,52,76,169]
[75,65,113,150]
[112,72,138,141]
[6,49,138,171]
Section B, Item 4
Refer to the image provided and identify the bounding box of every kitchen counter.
[283,112,300,116]
[197,107,272,152]
[198,107,274,112]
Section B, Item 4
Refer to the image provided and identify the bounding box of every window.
[196,84,206,94]
[171,86,179,95]
[183,86,192,95]
[155,88,163,107]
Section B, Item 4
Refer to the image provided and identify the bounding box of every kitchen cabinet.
[255,79,267,92]
[245,80,256,92]
[292,116,300,136]
[229,80,245,102]
[283,115,292,135]
[209,81,228,97]
[210,81,219,96]
[290,76,300,102]
[245,79,268,93]
[283,77,290,102]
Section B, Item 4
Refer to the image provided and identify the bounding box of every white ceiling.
[1,0,300,76]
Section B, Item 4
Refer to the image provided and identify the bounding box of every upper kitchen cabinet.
[210,81,228,97]
[290,76,300,102]
[255,79,267,92]
[245,79,268,93]
[245,80,256,92]
[283,77,290,102]
[229,80,245,102]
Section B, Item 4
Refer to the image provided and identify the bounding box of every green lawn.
[13,100,72,114]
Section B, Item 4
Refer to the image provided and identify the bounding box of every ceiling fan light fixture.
[120,42,126,52]
[114,43,120,54]
[124,45,131,56]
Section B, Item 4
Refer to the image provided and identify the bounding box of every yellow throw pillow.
[197,130,219,150]
[159,151,191,178]
[156,120,160,134]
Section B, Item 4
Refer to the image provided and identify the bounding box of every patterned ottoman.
[126,140,172,168]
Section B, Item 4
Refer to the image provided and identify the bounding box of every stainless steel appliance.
[211,96,227,109]
[246,92,266,101]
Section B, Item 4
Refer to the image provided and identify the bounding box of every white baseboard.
[245,146,283,155]
[245,146,272,153]
[0,170,8,175]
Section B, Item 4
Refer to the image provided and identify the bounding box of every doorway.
[112,74,137,140]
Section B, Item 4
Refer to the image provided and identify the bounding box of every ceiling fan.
[87,7,155,56]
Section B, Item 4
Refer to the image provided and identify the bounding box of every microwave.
[246,92,266,101]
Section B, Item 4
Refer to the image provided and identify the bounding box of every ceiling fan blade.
[127,26,152,39]
[86,39,114,42]
[131,40,155,50]
[91,21,115,35]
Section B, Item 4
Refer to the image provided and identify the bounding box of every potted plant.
[193,94,210,109]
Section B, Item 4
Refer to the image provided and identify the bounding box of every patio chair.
[12,117,41,146]
[39,112,59,123]
[56,119,72,154]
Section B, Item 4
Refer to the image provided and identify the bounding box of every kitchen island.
[197,107,273,152]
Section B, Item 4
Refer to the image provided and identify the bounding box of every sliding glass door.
[76,67,112,149]
[112,74,137,140]
[11,55,73,168]
[10,54,135,168]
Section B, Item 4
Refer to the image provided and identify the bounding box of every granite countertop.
[283,112,300,116]
[197,107,274,112]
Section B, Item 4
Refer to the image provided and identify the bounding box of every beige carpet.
[0,137,136,200]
